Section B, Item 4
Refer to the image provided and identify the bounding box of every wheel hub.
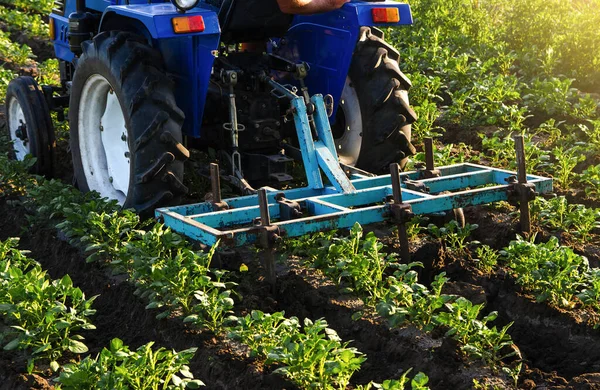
[78,74,131,205]
[333,77,363,166]
[15,122,28,142]
[7,97,31,161]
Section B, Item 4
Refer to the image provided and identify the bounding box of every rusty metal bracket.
[389,163,413,261]
[209,163,229,211]
[403,179,430,194]
[257,188,280,284]
[510,135,539,235]
[418,138,441,179]
[275,193,303,221]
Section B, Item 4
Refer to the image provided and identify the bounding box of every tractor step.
[156,162,552,247]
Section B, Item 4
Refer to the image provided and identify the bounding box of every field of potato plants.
[1,0,600,388]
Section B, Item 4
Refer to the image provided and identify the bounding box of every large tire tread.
[350,27,417,173]
[71,31,188,214]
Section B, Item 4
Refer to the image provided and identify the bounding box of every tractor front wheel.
[333,27,417,173]
[5,76,55,176]
[69,32,189,214]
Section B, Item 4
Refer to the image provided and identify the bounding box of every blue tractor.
[5,0,417,214]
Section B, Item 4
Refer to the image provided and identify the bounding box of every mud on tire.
[347,27,417,173]
[69,31,189,215]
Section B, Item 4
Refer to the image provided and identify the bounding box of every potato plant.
[0,238,96,371]
[0,0,54,14]
[56,338,204,389]
[0,8,48,38]
[0,158,380,388]
[287,224,520,373]
[229,310,367,390]
[502,236,600,311]
[530,197,600,243]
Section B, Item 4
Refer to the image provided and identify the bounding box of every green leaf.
[4,339,20,351]
[50,361,60,372]
[68,340,89,354]
[180,366,194,379]
[55,320,71,330]
[60,274,73,288]
[171,374,183,386]
[33,343,51,355]
[110,338,124,352]
[145,301,161,310]
[156,310,170,320]
[186,379,205,389]
[183,315,199,323]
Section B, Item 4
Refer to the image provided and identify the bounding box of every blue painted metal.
[51,0,411,138]
[157,162,553,247]
[100,4,220,39]
[279,2,413,121]
[156,89,552,246]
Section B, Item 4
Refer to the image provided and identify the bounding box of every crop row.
[0,7,49,38]
[392,0,600,135]
[389,0,600,205]
[412,210,600,322]
[502,237,600,318]
[284,223,522,385]
[0,233,202,389]
[0,237,204,389]
[0,155,430,389]
[0,237,96,371]
[0,29,35,67]
[0,0,54,15]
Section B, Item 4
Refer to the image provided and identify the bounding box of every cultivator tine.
[389,163,413,262]
[512,135,538,235]
[209,163,228,211]
[422,137,441,179]
[257,188,278,285]
[425,137,435,171]
[210,163,221,203]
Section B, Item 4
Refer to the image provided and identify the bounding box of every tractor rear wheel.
[333,27,417,173]
[5,76,55,176]
[69,32,189,214]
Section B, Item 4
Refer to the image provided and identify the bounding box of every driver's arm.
[276,0,350,14]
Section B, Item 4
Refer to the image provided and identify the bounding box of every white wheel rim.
[78,74,131,205]
[335,77,363,166]
[7,96,31,161]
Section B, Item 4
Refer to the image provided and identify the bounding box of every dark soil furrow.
[0,199,287,390]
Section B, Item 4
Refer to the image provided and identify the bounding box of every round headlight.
[172,0,200,11]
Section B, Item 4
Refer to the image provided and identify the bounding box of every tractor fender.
[278,1,413,121]
[98,4,222,138]
[99,4,221,40]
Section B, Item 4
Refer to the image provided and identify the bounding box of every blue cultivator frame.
[158,162,553,247]
[157,81,553,252]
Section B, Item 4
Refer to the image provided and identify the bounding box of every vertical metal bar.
[311,95,337,156]
[390,163,403,203]
[258,188,275,284]
[515,135,527,184]
[291,98,325,190]
[514,135,531,234]
[424,137,435,171]
[258,188,271,226]
[390,163,410,262]
[210,163,221,204]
